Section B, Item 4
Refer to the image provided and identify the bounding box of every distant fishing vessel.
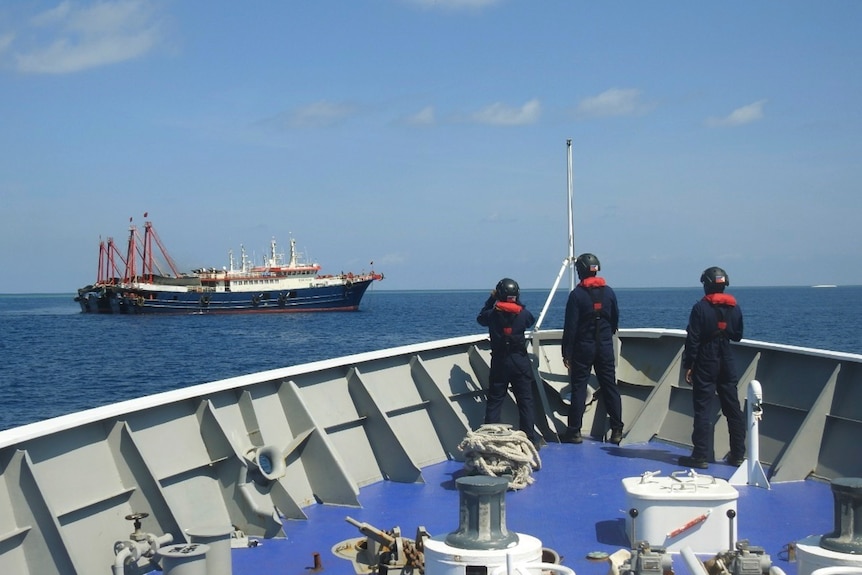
[75,218,383,314]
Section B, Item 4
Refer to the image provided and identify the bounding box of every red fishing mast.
[94,214,181,285]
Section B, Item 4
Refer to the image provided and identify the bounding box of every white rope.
[458,424,541,490]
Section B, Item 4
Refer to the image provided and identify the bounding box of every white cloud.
[377,253,406,266]
[471,98,541,126]
[406,106,436,125]
[0,33,14,55]
[17,32,158,74]
[13,0,163,74]
[577,88,650,118]
[286,101,357,128]
[31,1,73,27]
[705,100,767,127]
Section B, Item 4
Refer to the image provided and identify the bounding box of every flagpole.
[567,138,575,292]
[535,139,575,331]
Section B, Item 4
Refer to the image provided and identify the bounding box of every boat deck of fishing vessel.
[231,437,833,575]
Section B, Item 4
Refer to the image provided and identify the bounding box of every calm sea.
[1,286,860,431]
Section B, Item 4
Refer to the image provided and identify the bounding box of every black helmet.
[495,277,520,302]
[701,266,729,293]
[575,253,601,279]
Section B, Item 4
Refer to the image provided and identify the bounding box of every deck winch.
[332,475,570,574]
[617,541,673,575]
[796,477,862,575]
[332,518,428,574]
[702,540,772,575]
[424,475,571,575]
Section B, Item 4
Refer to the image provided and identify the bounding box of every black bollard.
[820,477,862,554]
[445,475,519,550]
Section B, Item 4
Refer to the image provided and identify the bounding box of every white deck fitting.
[623,472,738,554]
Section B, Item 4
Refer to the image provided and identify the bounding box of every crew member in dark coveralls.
[477,278,540,447]
[679,266,746,469]
[561,253,624,445]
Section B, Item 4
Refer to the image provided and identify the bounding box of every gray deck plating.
[0,329,859,574]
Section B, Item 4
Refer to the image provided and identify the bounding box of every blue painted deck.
[230,438,835,574]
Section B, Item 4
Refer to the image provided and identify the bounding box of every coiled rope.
[458,424,541,490]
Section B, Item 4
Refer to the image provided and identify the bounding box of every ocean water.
[1,286,860,432]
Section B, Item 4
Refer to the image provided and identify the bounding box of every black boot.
[678,455,709,469]
[726,453,745,467]
[561,430,582,444]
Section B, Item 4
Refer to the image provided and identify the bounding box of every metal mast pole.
[124,220,136,283]
[566,138,575,292]
[535,139,576,331]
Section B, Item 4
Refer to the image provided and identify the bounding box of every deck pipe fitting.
[445,476,519,550]
[681,547,710,575]
[489,554,575,575]
[112,513,174,575]
[186,526,233,575]
[729,380,770,489]
[820,477,862,554]
[246,444,287,482]
[156,543,210,575]
[236,466,284,529]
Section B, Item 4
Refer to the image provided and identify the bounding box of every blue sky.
[1,0,860,293]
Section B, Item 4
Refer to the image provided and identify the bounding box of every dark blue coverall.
[477,296,537,442]
[561,280,623,434]
[683,295,746,461]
